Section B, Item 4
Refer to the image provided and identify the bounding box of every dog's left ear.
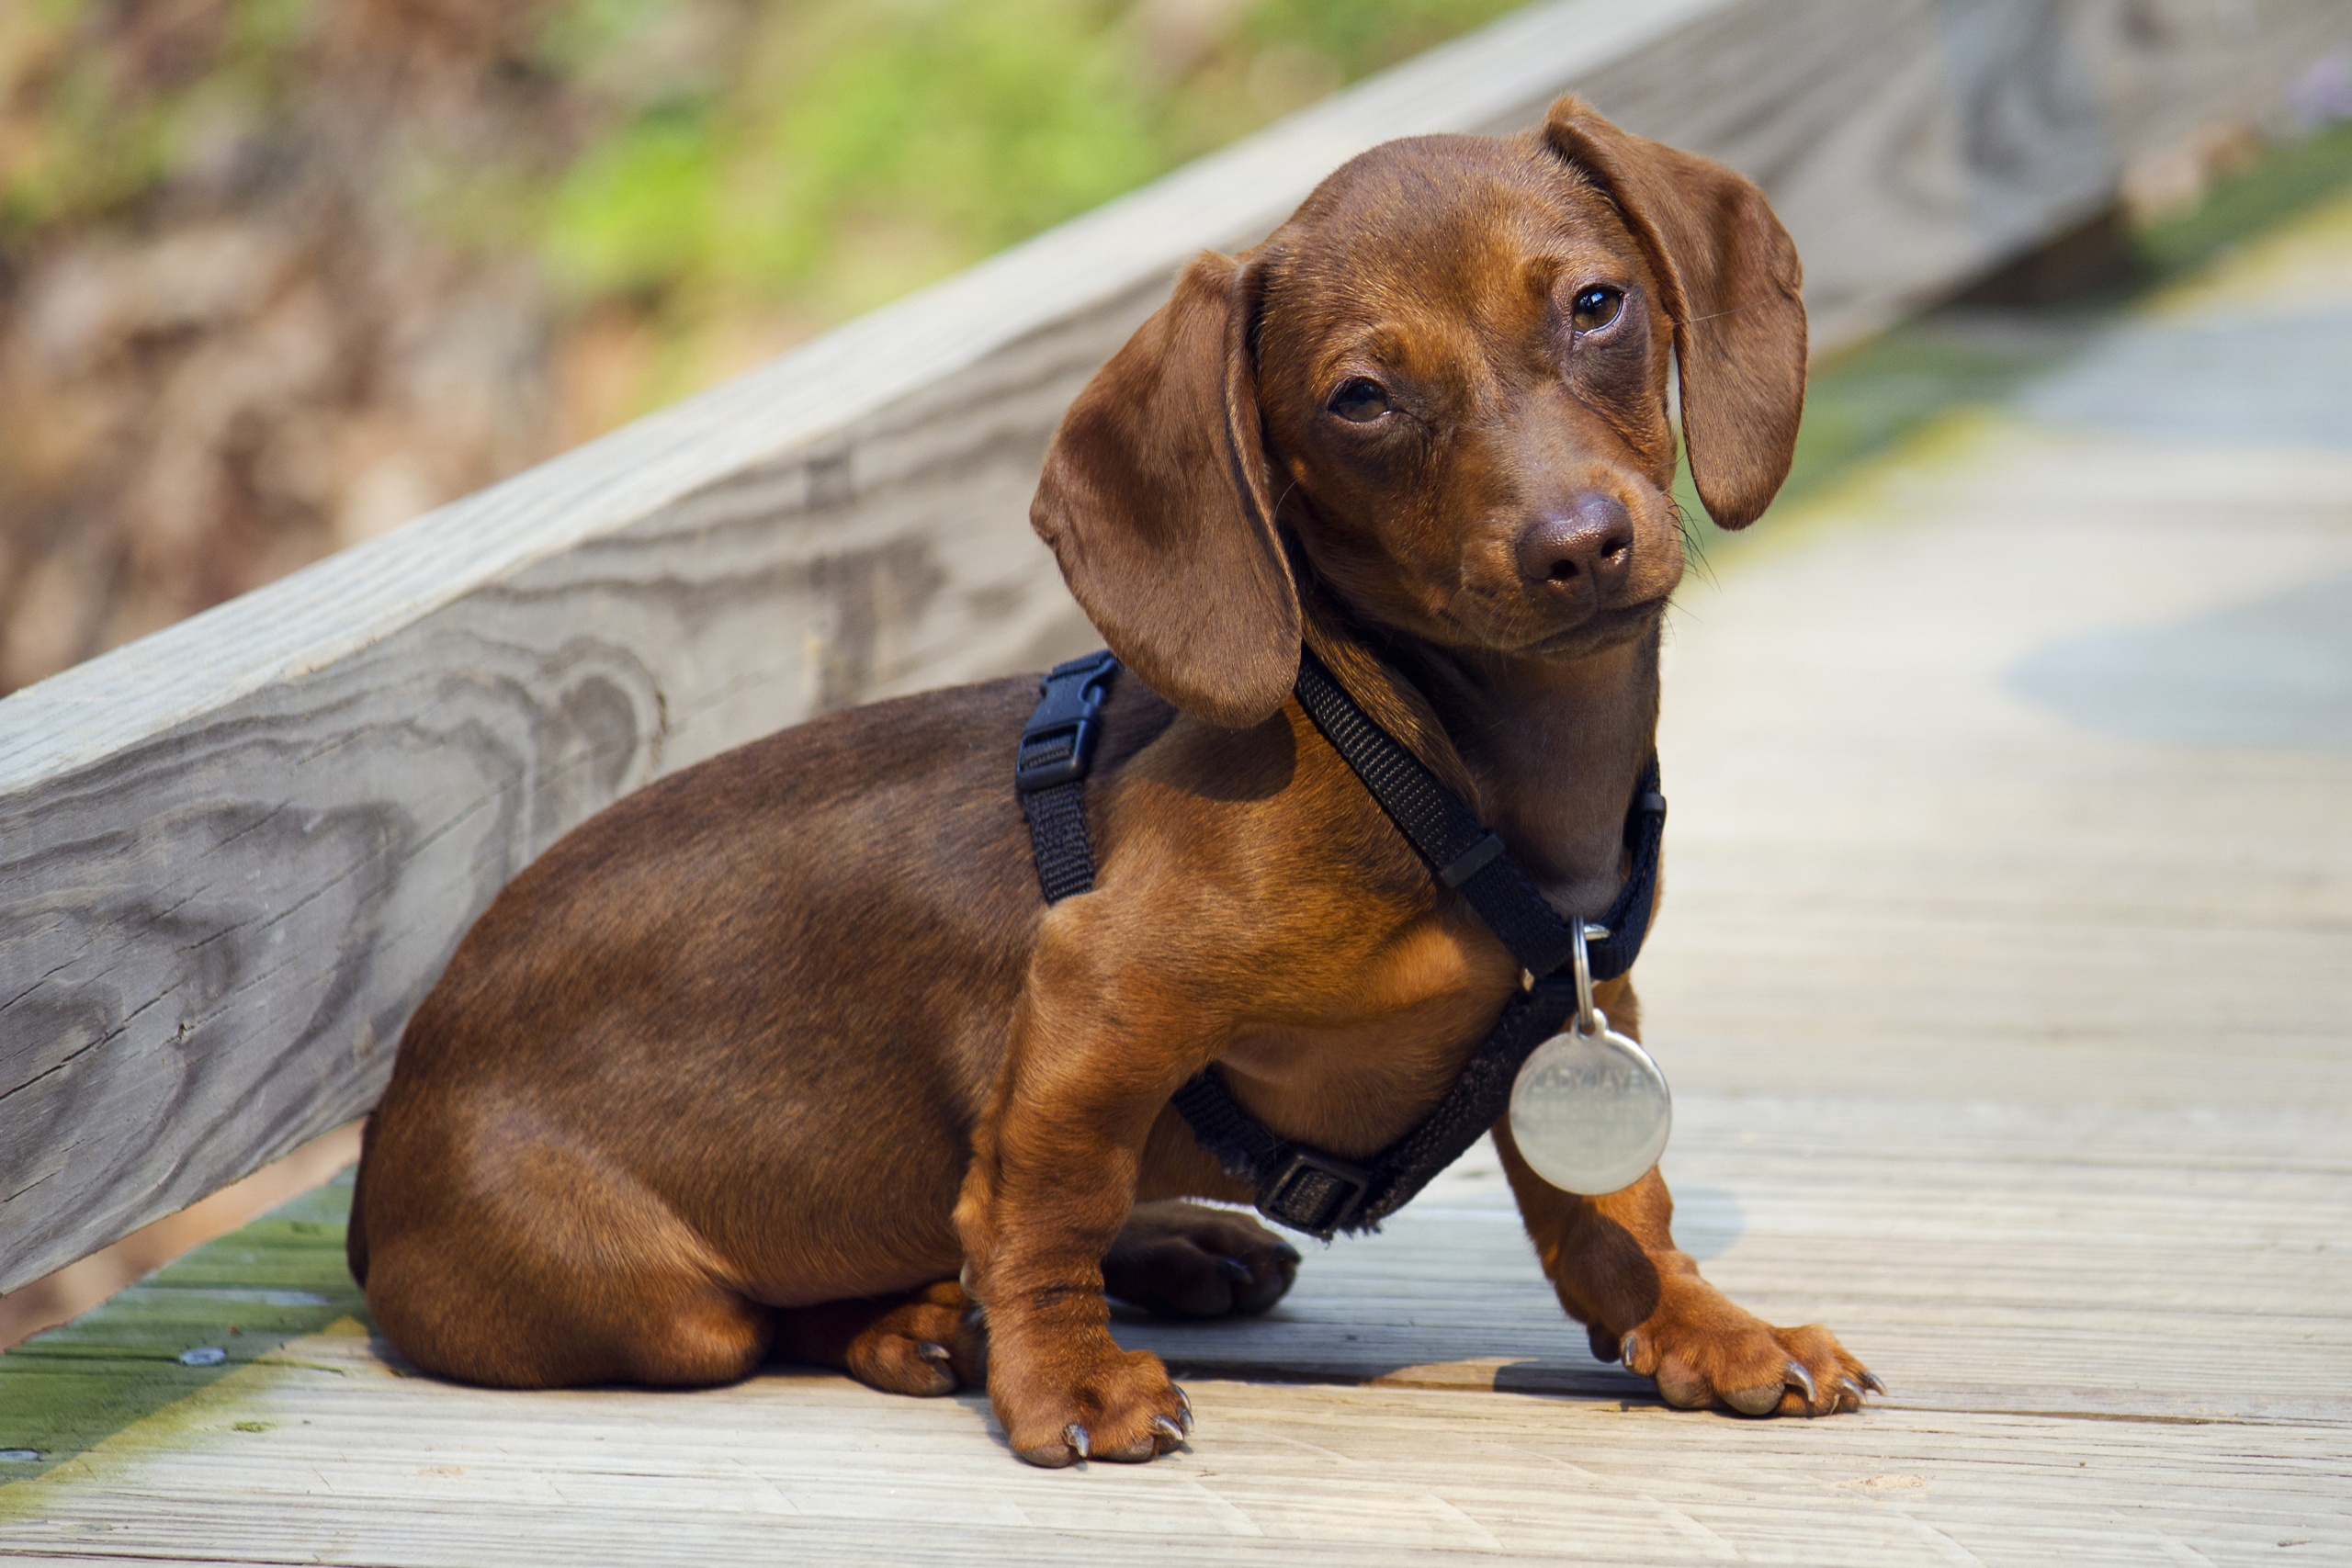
[1544,96,1806,530]
[1030,250,1297,728]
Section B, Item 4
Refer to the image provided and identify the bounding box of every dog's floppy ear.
[1544,96,1805,530]
[1031,250,1298,728]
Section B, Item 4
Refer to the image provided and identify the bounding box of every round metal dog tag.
[1508,1015,1672,1196]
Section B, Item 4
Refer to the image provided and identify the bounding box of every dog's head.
[1032,96,1805,728]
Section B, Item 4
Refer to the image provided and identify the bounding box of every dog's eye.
[1572,286,1624,333]
[1329,378,1392,423]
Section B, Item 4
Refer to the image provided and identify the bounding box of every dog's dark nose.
[1516,493,1634,592]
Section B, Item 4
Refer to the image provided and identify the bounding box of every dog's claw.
[1148,1416,1187,1448]
[1837,1376,1865,1409]
[1860,1370,1887,1396]
[1174,1385,1193,1433]
[1783,1359,1818,1409]
[1064,1424,1090,1460]
[1273,1242,1302,1266]
[915,1340,952,1364]
[1619,1331,1643,1370]
[1218,1257,1255,1283]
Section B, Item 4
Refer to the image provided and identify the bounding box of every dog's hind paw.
[777,1279,988,1397]
[1102,1200,1301,1318]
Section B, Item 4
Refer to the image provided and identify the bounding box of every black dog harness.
[1014,648,1666,1240]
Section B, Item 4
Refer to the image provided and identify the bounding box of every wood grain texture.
[3,1161,2346,1568]
[1581,0,2352,348]
[6,0,2350,1289]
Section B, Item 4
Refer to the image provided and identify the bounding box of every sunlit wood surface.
[6,179,2351,1568]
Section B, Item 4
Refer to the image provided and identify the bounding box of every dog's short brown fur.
[352,96,1872,1466]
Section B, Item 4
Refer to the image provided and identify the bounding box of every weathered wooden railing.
[6,0,2346,1293]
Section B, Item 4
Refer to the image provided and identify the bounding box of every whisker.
[1670,492,1718,591]
[1270,478,1302,522]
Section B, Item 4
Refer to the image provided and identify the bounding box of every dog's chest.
[1216,914,1520,1152]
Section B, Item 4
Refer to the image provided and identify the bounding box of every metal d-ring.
[1571,921,1611,1036]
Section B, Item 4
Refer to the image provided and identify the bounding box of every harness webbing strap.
[1015,652,1120,904]
[1291,647,1665,985]
[1013,647,1666,1240]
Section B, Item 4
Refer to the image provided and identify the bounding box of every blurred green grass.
[17,4,2349,447]
[527,0,1520,309]
[2141,114,2352,280]
[3,0,1521,419]
[6,1,2349,673]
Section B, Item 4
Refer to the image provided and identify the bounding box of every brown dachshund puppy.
[351,96,1873,1467]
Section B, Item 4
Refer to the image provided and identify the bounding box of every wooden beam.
[5,0,2347,1292]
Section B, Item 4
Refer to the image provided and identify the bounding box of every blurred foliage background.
[0,0,1517,692]
[3,2,2346,697]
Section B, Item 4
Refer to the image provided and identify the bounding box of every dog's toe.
[1020,1427,1084,1468]
[1654,1355,1712,1408]
[1778,1322,1876,1416]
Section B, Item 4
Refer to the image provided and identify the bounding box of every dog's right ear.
[1031,251,1299,729]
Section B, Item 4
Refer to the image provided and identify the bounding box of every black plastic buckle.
[1015,651,1120,791]
[1258,1145,1373,1239]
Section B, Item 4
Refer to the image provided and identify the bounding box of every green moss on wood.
[0,1173,361,1489]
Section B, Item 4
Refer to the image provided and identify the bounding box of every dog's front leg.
[1496,981,1879,1417]
[954,909,1204,1467]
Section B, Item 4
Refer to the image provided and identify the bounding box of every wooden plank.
[8,1104,2351,1558]
[1639,422,2352,1113]
[23,1095,2344,1487]
[1574,0,2352,346]
[6,0,2351,1291]
[9,1098,2346,1556]
[4,1303,2346,1564]
[1122,1097,2352,1417]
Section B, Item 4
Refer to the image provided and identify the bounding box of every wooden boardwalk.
[6,197,2350,1566]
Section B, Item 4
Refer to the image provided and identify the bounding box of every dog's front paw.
[1103,1200,1301,1317]
[993,1339,1193,1467]
[1611,1283,1880,1417]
